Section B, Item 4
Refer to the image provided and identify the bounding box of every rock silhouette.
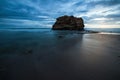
[52,15,84,30]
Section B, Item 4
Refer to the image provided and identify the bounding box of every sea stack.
[52,15,84,30]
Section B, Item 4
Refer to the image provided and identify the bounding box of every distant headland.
[52,15,84,30]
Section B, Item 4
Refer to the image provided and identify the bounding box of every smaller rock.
[27,49,33,53]
[58,35,64,38]
[25,49,33,54]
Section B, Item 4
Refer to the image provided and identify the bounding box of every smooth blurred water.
[0,28,120,33]
[86,28,120,33]
[0,28,120,80]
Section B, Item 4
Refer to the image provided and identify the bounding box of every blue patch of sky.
[0,0,120,28]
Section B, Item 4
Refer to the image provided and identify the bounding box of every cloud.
[0,0,120,28]
[0,18,53,28]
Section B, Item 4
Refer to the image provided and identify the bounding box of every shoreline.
[0,28,120,35]
[0,30,120,80]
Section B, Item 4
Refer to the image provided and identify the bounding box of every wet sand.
[0,30,120,80]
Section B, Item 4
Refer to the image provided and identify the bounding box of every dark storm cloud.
[0,0,120,28]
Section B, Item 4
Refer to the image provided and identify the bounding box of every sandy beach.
[0,30,120,80]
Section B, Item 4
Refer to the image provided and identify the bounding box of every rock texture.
[52,15,84,30]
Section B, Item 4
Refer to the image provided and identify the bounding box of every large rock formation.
[52,15,84,30]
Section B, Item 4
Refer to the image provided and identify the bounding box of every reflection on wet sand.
[0,31,120,80]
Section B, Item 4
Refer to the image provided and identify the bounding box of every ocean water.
[85,28,120,33]
[0,28,120,33]
[0,28,120,80]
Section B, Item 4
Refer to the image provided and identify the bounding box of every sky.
[0,0,120,28]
